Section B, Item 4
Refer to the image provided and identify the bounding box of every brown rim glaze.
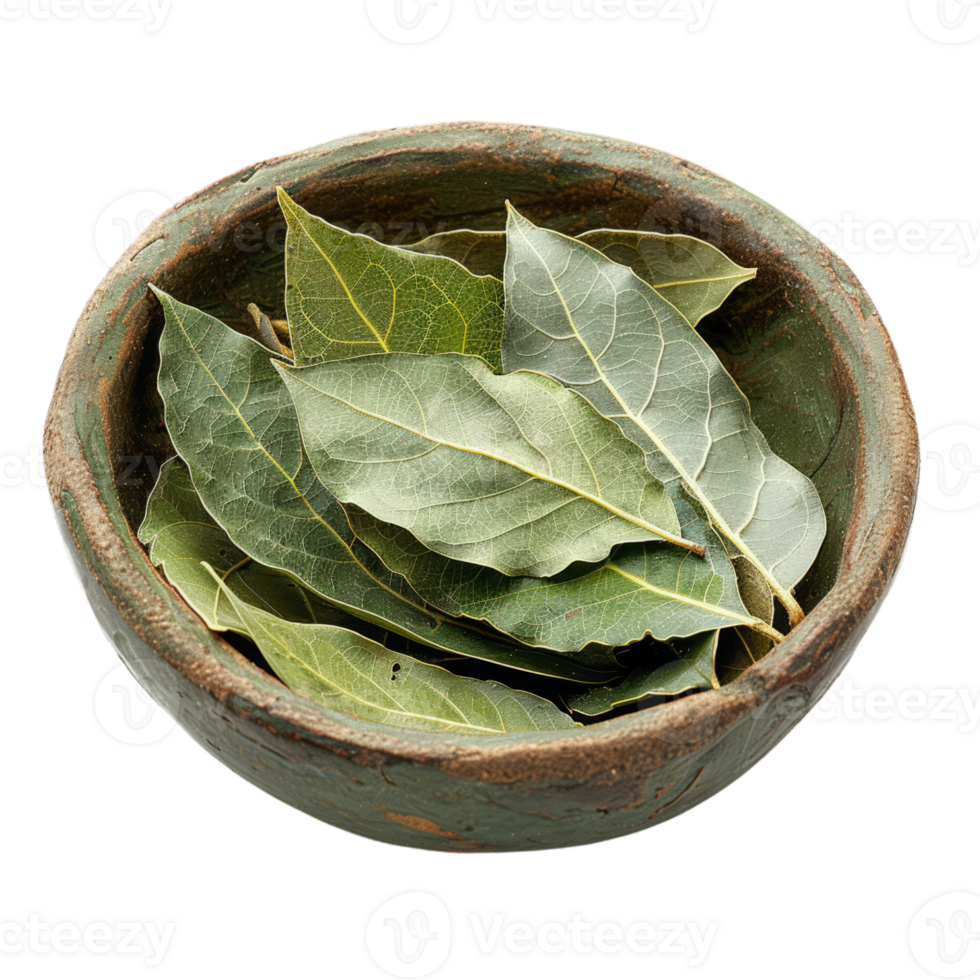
[44,123,918,851]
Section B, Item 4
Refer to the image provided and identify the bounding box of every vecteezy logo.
[366,893,451,978]
[394,0,436,31]
[920,425,980,512]
[365,0,452,43]
[909,893,980,977]
[909,0,980,43]
[94,191,174,268]
[94,664,176,745]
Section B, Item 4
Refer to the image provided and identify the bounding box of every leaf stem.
[750,620,786,644]
[769,583,805,627]
[221,556,252,581]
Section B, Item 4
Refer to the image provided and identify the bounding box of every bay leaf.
[139,457,376,634]
[278,189,504,368]
[403,227,755,326]
[502,204,826,624]
[210,569,579,734]
[566,630,720,717]
[278,351,701,578]
[151,286,613,684]
[351,493,783,653]
[571,553,778,712]
[578,229,756,327]
[402,229,506,279]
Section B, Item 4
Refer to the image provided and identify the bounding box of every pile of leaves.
[138,190,826,735]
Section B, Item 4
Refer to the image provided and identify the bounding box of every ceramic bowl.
[44,123,918,851]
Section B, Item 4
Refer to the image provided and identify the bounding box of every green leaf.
[139,457,379,634]
[278,351,700,578]
[566,630,720,717]
[402,227,755,325]
[210,570,579,735]
[278,189,504,368]
[568,553,776,714]
[402,230,507,279]
[578,230,756,326]
[350,494,783,653]
[151,286,613,685]
[502,204,826,624]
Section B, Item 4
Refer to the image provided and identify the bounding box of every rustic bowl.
[45,122,918,852]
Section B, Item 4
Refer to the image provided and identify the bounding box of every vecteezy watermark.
[468,913,716,962]
[920,425,980,512]
[365,0,714,44]
[909,0,980,44]
[94,663,176,745]
[468,0,714,31]
[200,217,450,257]
[0,0,173,31]
[808,216,980,267]
[0,448,44,488]
[0,919,175,964]
[909,893,980,978]
[365,0,452,42]
[367,892,717,976]
[0,450,167,490]
[116,454,163,489]
[366,893,452,978]
[94,191,174,268]
[810,680,980,734]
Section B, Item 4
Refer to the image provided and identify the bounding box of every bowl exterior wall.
[45,123,918,851]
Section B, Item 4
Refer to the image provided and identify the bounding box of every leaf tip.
[276,186,296,217]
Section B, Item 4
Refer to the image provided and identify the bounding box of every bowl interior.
[114,142,859,641]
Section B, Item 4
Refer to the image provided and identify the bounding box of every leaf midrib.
[243,604,516,735]
[283,190,489,359]
[162,292,464,626]
[511,218,795,612]
[283,193,390,353]
[283,367,680,544]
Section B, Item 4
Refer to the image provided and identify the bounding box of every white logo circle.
[909,893,980,977]
[94,664,176,745]
[920,425,980,512]
[366,892,451,978]
[364,0,452,43]
[94,191,173,268]
[909,0,980,43]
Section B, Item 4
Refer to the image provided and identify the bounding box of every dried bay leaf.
[278,351,701,578]
[145,193,820,734]
[403,226,755,326]
[210,571,579,735]
[570,555,778,714]
[578,229,756,327]
[566,631,720,717]
[402,229,507,279]
[278,189,504,368]
[502,205,825,624]
[139,457,359,634]
[151,286,613,685]
[350,494,783,653]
